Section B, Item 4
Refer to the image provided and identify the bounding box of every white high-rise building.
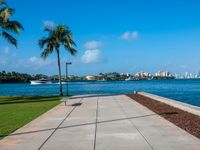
[155,71,172,77]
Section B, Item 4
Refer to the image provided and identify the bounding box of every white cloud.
[2,56,58,73]
[81,49,101,64]
[84,41,103,49]
[120,31,139,40]
[43,20,55,30]
[0,51,64,74]
[82,40,105,64]
[29,56,37,62]
[27,56,56,69]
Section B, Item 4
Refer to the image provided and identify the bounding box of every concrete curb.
[138,92,200,117]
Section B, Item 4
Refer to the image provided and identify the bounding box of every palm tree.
[39,24,77,96]
[0,0,24,47]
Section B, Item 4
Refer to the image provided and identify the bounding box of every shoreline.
[127,93,200,139]
[1,78,200,84]
[139,92,200,116]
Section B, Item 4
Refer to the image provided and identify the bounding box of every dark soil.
[127,94,200,139]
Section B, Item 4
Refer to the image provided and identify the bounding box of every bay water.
[0,79,200,107]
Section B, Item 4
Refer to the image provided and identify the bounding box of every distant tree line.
[98,72,125,81]
[0,71,176,83]
[0,71,48,83]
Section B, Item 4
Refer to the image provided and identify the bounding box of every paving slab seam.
[34,113,155,133]
[37,99,82,150]
[115,96,154,150]
[93,96,99,150]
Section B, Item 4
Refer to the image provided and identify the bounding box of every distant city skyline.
[2,70,200,80]
[1,0,200,75]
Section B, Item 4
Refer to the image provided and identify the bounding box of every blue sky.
[1,0,200,75]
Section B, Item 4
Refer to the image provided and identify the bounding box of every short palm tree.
[39,24,77,96]
[0,0,24,47]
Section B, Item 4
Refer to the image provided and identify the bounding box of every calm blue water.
[0,79,200,107]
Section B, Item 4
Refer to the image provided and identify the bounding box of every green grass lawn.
[0,95,63,137]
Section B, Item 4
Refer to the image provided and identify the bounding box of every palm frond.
[64,44,77,56]
[40,43,54,59]
[2,20,24,34]
[38,37,51,48]
[0,0,6,5]
[2,31,17,46]
[40,50,50,59]
[0,8,14,21]
[39,24,78,59]
[0,1,23,47]
[66,34,76,46]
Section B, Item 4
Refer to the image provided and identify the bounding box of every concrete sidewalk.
[0,95,200,150]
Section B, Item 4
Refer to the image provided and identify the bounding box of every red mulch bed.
[127,94,200,139]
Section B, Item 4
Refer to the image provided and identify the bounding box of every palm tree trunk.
[56,48,63,96]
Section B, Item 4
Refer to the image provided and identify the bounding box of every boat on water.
[54,81,66,84]
[30,78,52,85]
[125,77,139,81]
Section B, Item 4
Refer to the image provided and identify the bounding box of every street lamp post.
[66,62,72,96]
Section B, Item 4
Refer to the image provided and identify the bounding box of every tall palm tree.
[0,0,24,47]
[39,25,77,96]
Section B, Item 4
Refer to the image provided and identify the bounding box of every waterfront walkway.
[0,94,200,150]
